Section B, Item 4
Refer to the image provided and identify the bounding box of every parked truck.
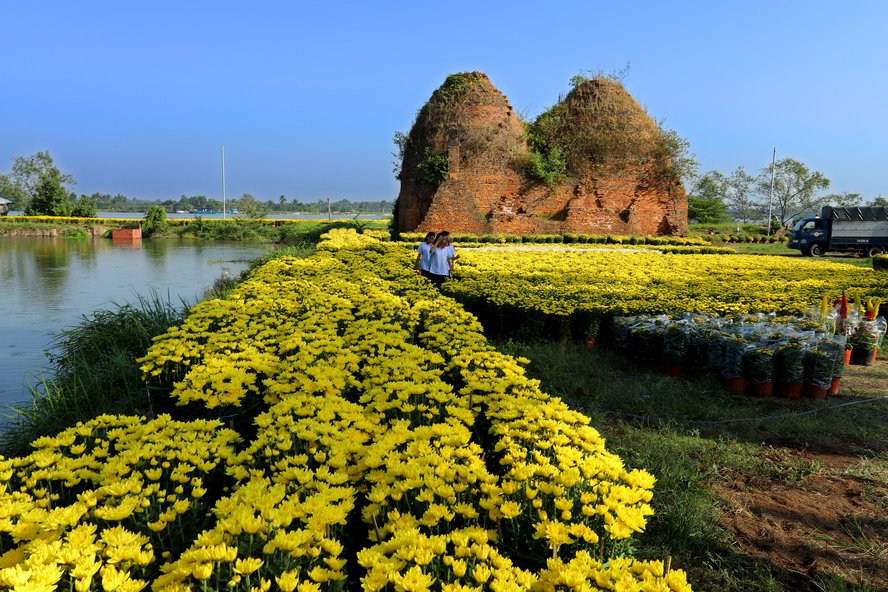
[788,206,888,257]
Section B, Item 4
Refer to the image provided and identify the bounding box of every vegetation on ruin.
[394,71,523,195]
[416,147,449,185]
[392,71,696,214]
[521,77,695,184]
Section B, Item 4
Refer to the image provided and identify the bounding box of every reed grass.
[0,293,188,457]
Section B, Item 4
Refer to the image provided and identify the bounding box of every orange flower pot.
[780,382,803,400]
[665,364,685,378]
[804,383,828,400]
[828,378,841,396]
[748,382,774,397]
[724,376,746,393]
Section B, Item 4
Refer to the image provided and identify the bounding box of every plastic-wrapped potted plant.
[722,337,750,392]
[776,340,806,399]
[823,335,846,395]
[554,314,572,345]
[849,320,879,366]
[804,343,835,399]
[744,346,775,396]
[584,316,600,348]
[611,316,637,353]
[707,330,731,379]
[630,317,667,367]
[663,322,690,376]
[690,325,713,374]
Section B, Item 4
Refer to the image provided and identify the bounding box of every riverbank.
[0,223,110,237]
[0,215,389,242]
[0,241,306,455]
[0,237,273,411]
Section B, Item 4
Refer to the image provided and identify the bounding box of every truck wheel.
[809,243,824,257]
[866,247,883,258]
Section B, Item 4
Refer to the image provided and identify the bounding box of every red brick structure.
[395,73,688,236]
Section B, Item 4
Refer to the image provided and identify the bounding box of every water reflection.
[0,237,268,407]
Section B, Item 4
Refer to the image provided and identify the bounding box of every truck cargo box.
[822,207,888,242]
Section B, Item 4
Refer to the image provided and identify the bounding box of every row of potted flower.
[610,312,884,399]
[443,248,888,346]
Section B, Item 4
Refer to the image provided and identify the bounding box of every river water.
[0,237,269,408]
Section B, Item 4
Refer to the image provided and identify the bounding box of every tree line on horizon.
[686,157,887,228]
[0,152,393,217]
[4,150,886,225]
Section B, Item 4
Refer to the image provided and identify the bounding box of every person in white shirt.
[428,231,458,288]
[414,232,435,277]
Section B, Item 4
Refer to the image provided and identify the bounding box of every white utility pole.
[766,147,776,236]
[221,145,227,220]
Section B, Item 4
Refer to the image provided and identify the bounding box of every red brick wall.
[398,75,688,236]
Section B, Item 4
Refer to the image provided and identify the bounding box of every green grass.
[724,242,876,267]
[689,222,773,237]
[0,293,188,457]
[497,340,888,591]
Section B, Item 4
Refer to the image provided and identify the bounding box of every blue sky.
[2,1,886,203]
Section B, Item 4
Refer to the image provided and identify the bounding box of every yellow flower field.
[0,230,692,591]
[445,248,887,318]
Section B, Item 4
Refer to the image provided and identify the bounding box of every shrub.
[70,195,97,218]
[0,294,187,457]
[417,147,449,185]
[143,205,168,236]
[524,147,567,186]
[874,254,888,271]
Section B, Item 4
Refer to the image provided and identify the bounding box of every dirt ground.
[716,444,888,589]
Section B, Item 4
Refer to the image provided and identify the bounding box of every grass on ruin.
[498,340,888,592]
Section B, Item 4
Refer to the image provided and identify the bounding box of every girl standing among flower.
[428,231,456,288]
[414,232,435,278]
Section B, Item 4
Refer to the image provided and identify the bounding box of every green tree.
[236,193,268,218]
[25,173,72,216]
[726,166,758,222]
[871,195,888,207]
[758,158,830,228]
[10,151,75,212]
[688,171,730,223]
[143,205,168,236]
[687,195,730,223]
[0,175,26,208]
[692,170,729,200]
[70,195,97,218]
[823,191,863,207]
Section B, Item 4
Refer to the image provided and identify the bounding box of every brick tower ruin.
[395,72,688,236]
